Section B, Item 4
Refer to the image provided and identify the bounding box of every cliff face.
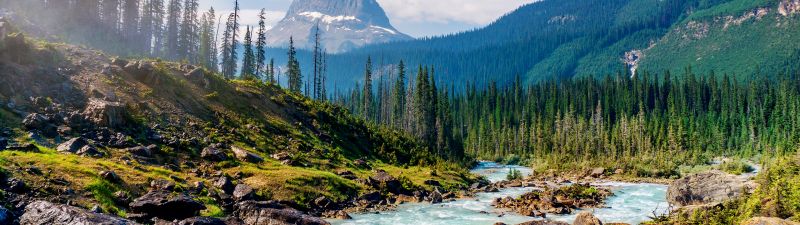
[265,0,412,53]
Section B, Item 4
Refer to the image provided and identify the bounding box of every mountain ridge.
[265,0,412,53]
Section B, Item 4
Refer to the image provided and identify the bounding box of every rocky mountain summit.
[265,0,412,53]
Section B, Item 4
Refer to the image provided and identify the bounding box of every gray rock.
[82,98,126,128]
[201,146,227,162]
[78,145,104,157]
[590,167,605,178]
[515,220,570,225]
[233,184,255,201]
[20,201,139,225]
[233,201,330,225]
[8,178,27,193]
[57,137,89,153]
[100,171,120,182]
[231,146,263,163]
[124,145,153,157]
[667,170,757,207]
[214,176,235,194]
[128,190,205,222]
[573,211,603,225]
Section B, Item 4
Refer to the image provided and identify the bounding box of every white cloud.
[377,0,534,25]
[215,9,285,40]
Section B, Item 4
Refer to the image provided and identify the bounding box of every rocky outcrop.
[153,217,228,225]
[56,137,103,157]
[82,98,126,128]
[779,0,800,16]
[741,217,800,225]
[493,184,612,217]
[128,190,206,222]
[20,201,139,225]
[573,211,603,225]
[369,169,405,194]
[231,146,263,163]
[667,170,756,207]
[515,220,570,225]
[233,201,330,225]
[201,144,228,161]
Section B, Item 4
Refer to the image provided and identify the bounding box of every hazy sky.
[197,0,534,38]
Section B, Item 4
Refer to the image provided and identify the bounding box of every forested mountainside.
[305,0,800,90]
[0,23,474,223]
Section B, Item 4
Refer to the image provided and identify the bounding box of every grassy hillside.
[0,36,475,216]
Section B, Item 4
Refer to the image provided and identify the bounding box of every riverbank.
[328,162,670,225]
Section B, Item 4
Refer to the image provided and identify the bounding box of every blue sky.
[198,0,534,38]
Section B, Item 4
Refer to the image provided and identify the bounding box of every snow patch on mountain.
[265,0,412,53]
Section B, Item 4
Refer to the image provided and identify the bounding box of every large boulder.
[233,201,330,225]
[20,201,139,225]
[82,98,126,128]
[667,170,756,207]
[573,211,603,225]
[154,216,228,225]
[515,220,570,225]
[231,146,263,163]
[201,145,227,162]
[232,184,255,201]
[369,170,405,194]
[128,190,206,222]
[22,113,57,136]
[741,217,800,225]
[57,137,90,153]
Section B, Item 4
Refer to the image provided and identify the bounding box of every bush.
[719,160,755,175]
[506,168,522,181]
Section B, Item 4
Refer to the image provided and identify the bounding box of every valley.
[0,0,800,224]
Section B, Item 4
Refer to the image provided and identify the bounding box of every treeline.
[3,0,328,99]
[334,60,465,163]
[340,60,800,176]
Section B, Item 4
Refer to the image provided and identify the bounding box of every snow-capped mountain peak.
[265,0,412,53]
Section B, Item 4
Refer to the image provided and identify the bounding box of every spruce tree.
[101,0,120,33]
[312,24,323,100]
[165,0,182,60]
[268,58,276,84]
[255,8,268,79]
[287,37,302,93]
[392,60,407,128]
[122,0,140,53]
[220,13,239,79]
[179,0,199,62]
[241,26,256,80]
[198,7,217,71]
[363,57,373,121]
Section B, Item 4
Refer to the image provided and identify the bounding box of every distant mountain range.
[265,0,412,53]
[272,0,800,92]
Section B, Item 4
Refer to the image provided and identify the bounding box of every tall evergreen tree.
[122,0,140,52]
[392,60,407,128]
[220,12,238,79]
[241,26,256,80]
[312,24,324,100]
[287,37,302,93]
[165,0,182,59]
[179,0,199,62]
[255,8,268,79]
[198,7,217,71]
[268,58,276,84]
[101,0,120,33]
[363,57,373,120]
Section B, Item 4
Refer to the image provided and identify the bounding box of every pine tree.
[140,0,161,55]
[312,24,323,100]
[363,57,373,121]
[101,0,120,33]
[241,26,256,80]
[255,8,268,79]
[198,7,217,71]
[268,58,276,83]
[287,37,303,93]
[165,0,182,59]
[122,0,140,53]
[179,0,199,62]
[220,13,238,79]
[150,0,165,56]
[392,60,407,128]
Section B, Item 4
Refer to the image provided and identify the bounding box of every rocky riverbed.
[329,162,670,225]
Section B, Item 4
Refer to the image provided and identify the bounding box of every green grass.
[86,179,124,216]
